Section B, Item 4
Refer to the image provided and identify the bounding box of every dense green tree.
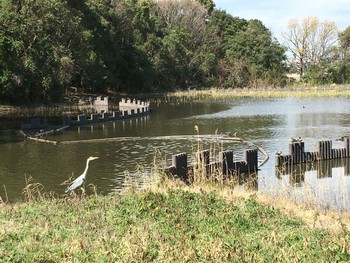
[327,27,350,84]
[0,0,85,103]
[210,13,287,87]
[0,0,291,104]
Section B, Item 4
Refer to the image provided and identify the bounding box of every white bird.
[65,156,99,193]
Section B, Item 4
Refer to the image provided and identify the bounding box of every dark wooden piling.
[327,140,332,159]
[196,150,210,175]
[275,155,283,166]
[305,151,316,162]
[275,154,292,166]
[289,142,304,164]
[317,141,325,160]
[172,153,188,182]
[345,136,350,157]
[342,148,347,159]
[244,149,258,172]
[196,150,210,166]
[219,150,234,176]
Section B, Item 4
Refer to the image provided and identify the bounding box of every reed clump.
[168,85,350,101]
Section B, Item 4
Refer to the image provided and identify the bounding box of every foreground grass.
[1,182,350,263]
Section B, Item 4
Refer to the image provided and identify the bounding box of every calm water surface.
[1,97,350,211]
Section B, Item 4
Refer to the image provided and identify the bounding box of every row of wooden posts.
[165,149,258,182]
[275,137,350,166]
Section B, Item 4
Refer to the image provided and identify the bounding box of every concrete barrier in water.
[63,98,150,126]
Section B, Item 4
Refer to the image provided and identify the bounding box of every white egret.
[65,156,99,193]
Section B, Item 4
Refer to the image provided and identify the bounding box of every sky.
[214,0,350,42]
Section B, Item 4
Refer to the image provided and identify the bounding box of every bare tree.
[282,17,338,77]
[154,0,208,47]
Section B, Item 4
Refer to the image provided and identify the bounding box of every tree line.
[0,0,288,104]
[0,0,348,105]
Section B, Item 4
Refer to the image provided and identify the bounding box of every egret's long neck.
[83,159,91,175]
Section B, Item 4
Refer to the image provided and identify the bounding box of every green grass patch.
[1,189,349,262]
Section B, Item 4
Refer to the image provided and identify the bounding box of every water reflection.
[276,158,350,182]
[275,159,350,212]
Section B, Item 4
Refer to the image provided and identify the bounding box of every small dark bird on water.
[227,132,237,137]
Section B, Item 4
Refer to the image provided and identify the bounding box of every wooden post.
[172,153,188,182]
[244,149,258,172]
[219,150,234,176]
[196,150,210,175]
[325,140,332,160]
[344,136,350,157]
[196,150,210,166]
[300,142,305,162]
[318,141,325,160]
[275,155,283,166]
[289,143,295,163]
[290,142,303,164]
[293,142,303,164]
[341,148,347,159]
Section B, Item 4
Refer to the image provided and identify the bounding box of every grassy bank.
[169,85,350,100]
[1,179,350,262]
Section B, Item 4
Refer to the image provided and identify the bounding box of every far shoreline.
[1,84,350,114]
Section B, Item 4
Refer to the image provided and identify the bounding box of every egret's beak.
[92,156,99,160]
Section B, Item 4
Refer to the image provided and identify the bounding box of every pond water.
[1,97,350,212]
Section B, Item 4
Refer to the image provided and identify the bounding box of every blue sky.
[214,0,350,41]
